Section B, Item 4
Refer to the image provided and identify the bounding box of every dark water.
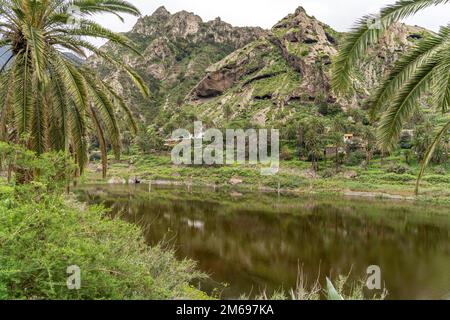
[76,184,450,300]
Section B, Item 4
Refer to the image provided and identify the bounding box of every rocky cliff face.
[89,6,428,129]
[88,6,265,122]
[184,7,427,127]
[131,6,263,48]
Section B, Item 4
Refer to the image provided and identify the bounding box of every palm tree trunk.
[335,146,339,172]
[7,163,12,183]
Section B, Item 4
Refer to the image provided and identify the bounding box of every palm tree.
[0,0,149,179]
[301,117,325,172]
[361,125,377,169]
[329,118,346,172]
[332,0,450,195]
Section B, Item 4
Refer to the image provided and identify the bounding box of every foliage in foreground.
[0,185,207,300]
[0,142,207,299]
[247,272,387,300]
[0,143,207,299]
[0,0,149,177]
[332,0,450,194]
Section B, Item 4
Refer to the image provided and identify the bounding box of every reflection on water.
[76,184,450,299]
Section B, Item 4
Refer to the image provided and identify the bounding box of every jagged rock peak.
[294,6,307,15]
[273,6,323,30]
[152,6,171,18]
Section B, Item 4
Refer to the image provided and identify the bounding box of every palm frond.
[332,0,450,96]
[415,119,450,194]
[84,73,121,158]
[369,26,450,119]
[89,107,108,178]
[432,49,450,113]
[13,49,34,138]
[0,0,145,175]
[0,68,15,139]
[377,58,441,151]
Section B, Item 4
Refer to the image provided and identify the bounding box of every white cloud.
[91,0,450,46]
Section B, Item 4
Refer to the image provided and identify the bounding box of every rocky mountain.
[88,6,265,122]
[89,6,427,131]
[184,7,427,128]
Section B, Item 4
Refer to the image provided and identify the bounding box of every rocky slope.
[184,7,427,127]
[89,6,428,130]
[88,6,265,123]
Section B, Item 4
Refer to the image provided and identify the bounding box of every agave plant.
[331,0,450,194]
[0,0,149,178]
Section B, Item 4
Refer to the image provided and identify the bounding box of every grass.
[84,152,450,205]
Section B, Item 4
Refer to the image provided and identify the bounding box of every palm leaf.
[0,0,146,176]
[369,26,450,119]
[415,119,450,194]
[332,0,450,96]
[378,58,440,151]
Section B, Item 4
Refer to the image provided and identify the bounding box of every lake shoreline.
[85,177,439,205]
[83,154,450,206]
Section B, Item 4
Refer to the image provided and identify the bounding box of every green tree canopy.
[0,0,150,177]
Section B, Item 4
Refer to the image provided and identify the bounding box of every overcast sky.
[92,0,450,46]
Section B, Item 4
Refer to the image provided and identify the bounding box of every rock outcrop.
[184,7,427,126]
[89,6,429,130]
[88,6,265,121]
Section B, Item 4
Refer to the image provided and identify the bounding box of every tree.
[413,120,448,165]
[403,149,413,165]
[332,0,450,194]
[361,125,377,169]
[136,124,163,153]
[0,0,149,179]
[298,117,326,172]
[329,118,346,171]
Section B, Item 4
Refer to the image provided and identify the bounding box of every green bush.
[321,168,337,178]
[345,150,365,166]
[378,173,416,182]
[386,164,410,175]
[0,192,207,300]
[423,175,450,184]
[0,142,76,190]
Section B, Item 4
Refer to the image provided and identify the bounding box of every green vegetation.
[85,149,450,204]
[0,2,449,301]
[0,0,149,178]
[332,0,450,194]
[247,274,387,300]
[0,142,207,300]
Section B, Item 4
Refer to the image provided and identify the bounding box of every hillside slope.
[89,6,427,132]
[88,6,265,123]
[182,7,426,128]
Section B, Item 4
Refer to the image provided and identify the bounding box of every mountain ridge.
[89,6,428,131]
[180,7,427,129]
[88,6,265,124]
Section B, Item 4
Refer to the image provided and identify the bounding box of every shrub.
[432,166,448,175]
[280,146,294,161]
[0,192,207,300]
[0,142,76,190]
[345,150,365,166]
[318,103,342,116]
[321,168,337,178]
[423,175,450,184]
[386,164,410,175]
[379,173,416,182]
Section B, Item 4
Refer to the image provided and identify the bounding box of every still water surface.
[77,184,450,299]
